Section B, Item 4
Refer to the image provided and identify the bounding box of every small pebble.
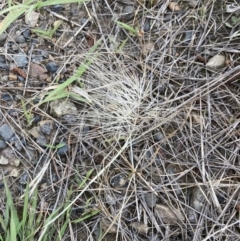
[39,120,54,135]
[0,140,7,149]
[32,114,42,124]
[9,74,18,81]
[121,6,135,21]
[0,155,9,165]
[25,10,39,27]
[41,50,49,58]
[17,75,25,82]
[110,174,127,188]
[0,124,14,141]
[19,171,29,185]
[0,62,7,69]
[16,35,26,43]
[22,29,31,38]
[206,54,226,71]
[2,93,13,101]
[57,142,68,155]
[46,61,59,73]
[168,2,181,11]
[0,33,8,43]
[10,168,20,177]
[145,192,157,208]
[50,99,77,117]
[51,4,65,12]
[153,130,164,142]
[36,135,47,147]
[13,53,28,67]
[183,30,194,44]
[144,20,151,32]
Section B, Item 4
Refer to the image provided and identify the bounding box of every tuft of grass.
[0,169,99,241]
[32,20,62,39]
[36,39,101,106]
[0,177,41,241]
[0,0,89,35]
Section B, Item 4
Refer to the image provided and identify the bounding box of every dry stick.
[37,138,130,241]
[63,18,90,48]
[23,43,34,96]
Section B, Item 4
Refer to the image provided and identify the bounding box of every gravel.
[0,124,14,141]
[46,61,59,73]
[13,52,28,67]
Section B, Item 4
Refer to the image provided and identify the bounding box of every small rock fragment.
[29,62,48,80]
[13,53,28,67]
[0,140,7,149]
[8,74,18,81]
[22,29,31,38]
[183,30,194,44]
[46,61,59,73]
[19,171,29,185]
[25,11,40,27]
[0,124,14,141]
[0,33,8,44]
[145,192,157,208]
[13,159,20,167]
[10,168,19,177]
[50,99,77,117]
[191,186,206,211]
[155,204,184,224]
[153,130,164,142]
[51,4,65,12]
[206,54,226,71]
[110,174,127,188]
[166,164,183,195]
[0,155,9,165]
[168,2,181,12]
[121,6,135,21]
[36,135,47,147]
[28,127,40,138]
[130,222,148,234]
[16,35,26,43]
[105,194,116,205]
[101,218,117,233]
[39,120,54,135]
[188,186,207,222]
[57,142,68,155]
[188,0,198,8]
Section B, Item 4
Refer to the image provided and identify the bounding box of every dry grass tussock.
[0,0,239,240]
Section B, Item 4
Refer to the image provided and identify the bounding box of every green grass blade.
[37,0,89,8]
[79,169,94,189]
[38,39,101,105]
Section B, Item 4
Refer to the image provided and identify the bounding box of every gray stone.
[16,35,26,43]
[50,99,77,117]
[46,61,59,73]
[36,135,47,147]
[145,192,157,208]
[110,174,127,188]
[0,124,14,141]
[153,130,164,142]
[121,6,135,21]
[0,155,9,165]
[206,55,226,71]
[39,120,54,135]
[57,142,68,155]
[0,33,7,44]
[13,53,28,67]
[183,30,194,44]
[0,140,7,149]
[19,171,29,185]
